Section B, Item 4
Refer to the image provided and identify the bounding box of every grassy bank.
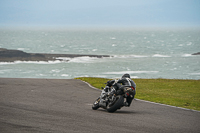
[75,77,200,111]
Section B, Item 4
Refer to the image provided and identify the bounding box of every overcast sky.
[0,0,200,28]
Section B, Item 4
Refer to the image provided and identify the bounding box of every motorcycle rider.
[100,73,136,107]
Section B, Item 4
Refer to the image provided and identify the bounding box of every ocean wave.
[107,75,139,79]
[182,54,193,57]
[113,55,148,58]
[0,60,65,65]
[0,56,102,65]
[114,54,172,58]
[61,74,69,77]
[93,75,109,78]
[130,76,139,78]
[16,60,65,64]
[17,48,26,51]
[152,54,171,57]
[55,57,71,61]
[103,71,159,74]
[0,62,15,65]
[50,69,61,73]
[188,73,200,75]
[56,56,100,63]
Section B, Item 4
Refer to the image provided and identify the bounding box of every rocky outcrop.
[0,48,47,62]
[0,48,31,57]
[0,48,110,62]
[192,52,200,55]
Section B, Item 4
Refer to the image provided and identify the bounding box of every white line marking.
[134,99,200,113]
[80,80,101,91]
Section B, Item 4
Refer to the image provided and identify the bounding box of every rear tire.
[106,95,124,113]
[92,97,100,110]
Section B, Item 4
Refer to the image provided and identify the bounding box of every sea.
[0,28,200,80]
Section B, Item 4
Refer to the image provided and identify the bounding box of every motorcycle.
[92,82,135,113]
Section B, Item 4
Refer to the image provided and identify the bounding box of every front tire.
[92,97,100,110]
[106,95,124,113]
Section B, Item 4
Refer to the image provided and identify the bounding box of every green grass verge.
[75,77,200,111]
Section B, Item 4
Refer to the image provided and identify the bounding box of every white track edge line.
[81,80,101,91]
[134,99,200,113]
[80,80,200,113]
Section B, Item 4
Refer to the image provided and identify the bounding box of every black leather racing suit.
[106,74,136,106]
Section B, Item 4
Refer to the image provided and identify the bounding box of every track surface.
[0,78,199,133]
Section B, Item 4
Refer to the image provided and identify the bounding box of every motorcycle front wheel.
[106,95,124,113]
[92,97,100,110]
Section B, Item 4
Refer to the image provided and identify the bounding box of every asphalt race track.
[0,78,200,133]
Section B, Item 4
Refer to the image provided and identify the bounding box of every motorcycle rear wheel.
[92,97,100,110]
[106,95,124,113]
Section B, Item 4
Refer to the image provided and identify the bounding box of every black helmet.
[122,73,130,78]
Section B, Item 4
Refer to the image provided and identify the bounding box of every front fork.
[99,94,117,108]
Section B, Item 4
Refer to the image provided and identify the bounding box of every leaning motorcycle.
[92,83,135,113]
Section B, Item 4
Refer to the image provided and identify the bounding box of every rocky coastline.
[0,48,110,62]
[0,48,199,62]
